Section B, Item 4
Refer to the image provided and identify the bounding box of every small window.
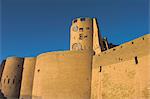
[142,38,144,40]
[131,42,134,44]
[84,35,88,38]
[79,28,83,32]
[13,79,15,84]
[37,69,40,72]
[79,34,83,40]
[8,79,10,84]
[80,18,85,21]
[135,56,138,64]
[113,49,116,51]
[74,19,77,23]
[99,66,102,72]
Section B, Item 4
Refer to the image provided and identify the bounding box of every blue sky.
[0,0,149,61]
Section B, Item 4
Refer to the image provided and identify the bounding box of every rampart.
[32,50,93,99]
[91,34,150,99]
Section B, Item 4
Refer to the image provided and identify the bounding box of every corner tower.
[70,17,93,51]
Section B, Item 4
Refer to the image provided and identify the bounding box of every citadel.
[0,17,150,99]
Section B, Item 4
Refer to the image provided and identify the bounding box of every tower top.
[70,17,93,51]
[70,17,104,54]
[72,17,92,24]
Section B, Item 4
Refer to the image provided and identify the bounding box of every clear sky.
[0,0,149,61]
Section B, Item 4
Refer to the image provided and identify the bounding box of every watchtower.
[70,17,93,51]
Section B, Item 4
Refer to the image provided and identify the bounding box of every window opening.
[79,28,83,32]
[99,66,102,72]
[80,18,85,21]
[74,19,77,23]
[135,56,138,64]
[8,79,10,84]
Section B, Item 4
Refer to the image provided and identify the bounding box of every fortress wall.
[32,50,93,99]
[20,57,36,99]
[94,34,150,66]
[0,60,6,89]
[1,57,24,98]
[91,34,150,99]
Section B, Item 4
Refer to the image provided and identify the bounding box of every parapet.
[93,34,150,66]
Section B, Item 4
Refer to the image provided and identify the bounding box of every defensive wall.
[91,34,150,99]
[32,50,93,99]
[20,57,36,99]
[0,16,149,99]
[1,57,24,98]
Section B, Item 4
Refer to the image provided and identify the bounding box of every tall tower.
[70,17,93,51]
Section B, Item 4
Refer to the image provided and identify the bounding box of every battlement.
[91,34,150,99]
[93,34,150,66]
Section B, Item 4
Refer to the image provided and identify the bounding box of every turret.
[70,17,93,51]
[1,57,24,98]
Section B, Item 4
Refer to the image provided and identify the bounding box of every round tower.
[70,17,93,51]
[1,57,24,98]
